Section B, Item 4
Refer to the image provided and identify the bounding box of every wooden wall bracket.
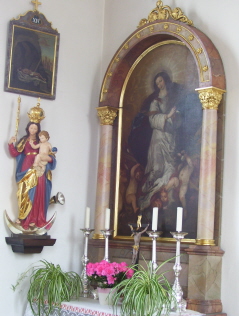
[5,234,56,254]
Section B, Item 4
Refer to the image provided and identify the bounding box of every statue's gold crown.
[27,98,45,123]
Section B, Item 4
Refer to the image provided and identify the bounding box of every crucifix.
[31,0,42,11]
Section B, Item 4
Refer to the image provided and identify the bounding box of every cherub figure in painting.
[150,187,169,210]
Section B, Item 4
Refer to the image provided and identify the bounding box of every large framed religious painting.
[95,1,226,244]
[115,40,202,241]
[4,10,60,100]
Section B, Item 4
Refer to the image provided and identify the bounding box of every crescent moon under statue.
[4,210,57,235]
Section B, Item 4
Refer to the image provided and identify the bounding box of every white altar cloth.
[24,297,205,316]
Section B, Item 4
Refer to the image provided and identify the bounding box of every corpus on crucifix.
[31,0,42,11]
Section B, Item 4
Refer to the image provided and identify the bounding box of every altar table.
[24,297,205,316]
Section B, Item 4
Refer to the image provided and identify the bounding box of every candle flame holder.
[147,230,163,272]
[170,231,188,313]
[101,229,114,262]
[80,228,94,298]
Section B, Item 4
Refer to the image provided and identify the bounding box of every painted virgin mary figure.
[129,72,185,211]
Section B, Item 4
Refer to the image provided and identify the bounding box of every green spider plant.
[111,258,176,316]
[13,260,82,316]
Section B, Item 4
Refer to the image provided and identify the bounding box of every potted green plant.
[12,260,82,316]
[111,259,176,316]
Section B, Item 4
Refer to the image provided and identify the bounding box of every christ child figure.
[30,131,52,175]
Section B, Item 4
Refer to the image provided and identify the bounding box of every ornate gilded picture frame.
[4,10,60,100]
[95,1,226,244]
[115,40,203,241]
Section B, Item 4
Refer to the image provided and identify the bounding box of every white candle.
[152,207,158,231]
[105,208,110,230]
[176,207,183,232]
[85,207,90,228]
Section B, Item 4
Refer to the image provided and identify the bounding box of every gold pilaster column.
[93,106,118,239]
[195,87,225,246]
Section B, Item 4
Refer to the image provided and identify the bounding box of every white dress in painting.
[139,96,181,210]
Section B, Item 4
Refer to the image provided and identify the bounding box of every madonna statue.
[7,99,57,233]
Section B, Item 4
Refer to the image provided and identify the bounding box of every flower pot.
[97,287,115,306]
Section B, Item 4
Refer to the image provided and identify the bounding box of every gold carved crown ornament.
[138,0,193,28]
[27,98,45,123]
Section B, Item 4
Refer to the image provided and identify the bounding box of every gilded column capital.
[195,87,226,110]
[96,106,118,125]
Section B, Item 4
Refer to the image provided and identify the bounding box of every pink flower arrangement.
[86,260,134,288]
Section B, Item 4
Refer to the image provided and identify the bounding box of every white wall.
[0,1,238,316]
[0,1,104,315]
[102,1,239,316]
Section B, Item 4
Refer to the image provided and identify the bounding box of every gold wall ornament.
[27,98,45,123]
[138,0,193,28]
[196,87,226,110]
[31,0,42,11]
[96,106,118,125]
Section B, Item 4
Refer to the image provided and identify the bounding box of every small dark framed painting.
[5,10,60,100]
